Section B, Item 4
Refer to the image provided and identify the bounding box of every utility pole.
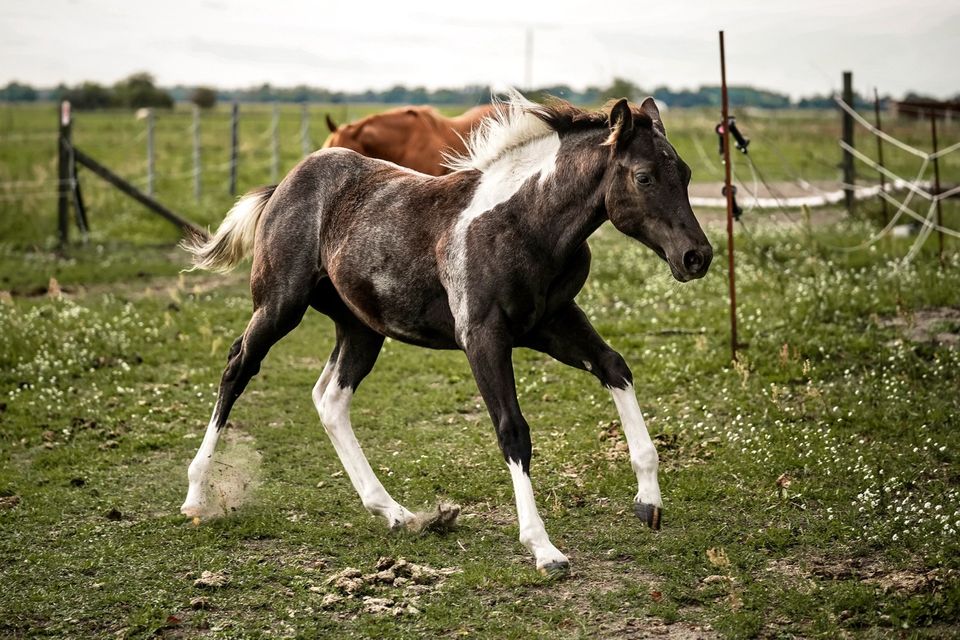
[524,27,534,91]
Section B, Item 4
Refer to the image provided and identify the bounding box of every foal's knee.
[317,384,350,429]
[595,349,633,389]
[496,411,532,471]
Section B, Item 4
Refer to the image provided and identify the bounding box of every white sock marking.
[181,402,222,516]
[609,384,662,507]
[507,460,568,569]
[313,365,412,528]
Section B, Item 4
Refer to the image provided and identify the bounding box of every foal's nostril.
[682,249,705,274]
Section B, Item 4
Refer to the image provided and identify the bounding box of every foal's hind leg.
[523,302,662,529]
[181,301,308,518]
[312,321,414,529]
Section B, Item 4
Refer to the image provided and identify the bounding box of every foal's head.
[599,99,712,282]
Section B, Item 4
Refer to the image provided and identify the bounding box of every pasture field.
[1,103,960,638]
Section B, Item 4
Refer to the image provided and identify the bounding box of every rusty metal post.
[720,31,738,361]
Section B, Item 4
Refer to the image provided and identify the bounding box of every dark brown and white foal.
[180,92,712,574]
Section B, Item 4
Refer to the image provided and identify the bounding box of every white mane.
[443,89,555,173]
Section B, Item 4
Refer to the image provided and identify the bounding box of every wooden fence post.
[229,101,238,196]
[841,71,855,215]
[872,88,888,223]
[193,104,201,203]
[57,100,72,246]
[930,113,945,266]
[146,108,155,196]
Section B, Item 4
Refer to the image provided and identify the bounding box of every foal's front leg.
[463,326,569,574]
[523,303,662,529]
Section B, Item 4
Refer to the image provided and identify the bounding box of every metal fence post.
[193,104,202,203]
[229,101,238,196]
[301,102,310,157]
[146,108,155,196]
[271,102,280,183]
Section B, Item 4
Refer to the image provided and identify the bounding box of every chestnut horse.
[181,92,712,575]
[322,105,494,175]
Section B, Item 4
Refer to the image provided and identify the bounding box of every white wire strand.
[879,191,960,238]
[839,140,935,200]
[901,201,938,266]
[834,97,929,159]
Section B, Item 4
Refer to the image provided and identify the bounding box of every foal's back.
[256,148,478,347]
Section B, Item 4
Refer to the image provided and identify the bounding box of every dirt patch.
[596,618,716,640]
[534,558,716,639]
[876,307,960,348]
[767,554,954,596]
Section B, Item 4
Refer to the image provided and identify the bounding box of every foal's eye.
[635,173,653,186]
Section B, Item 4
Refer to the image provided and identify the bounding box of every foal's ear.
[603,98,635,150]
[325,114,338,133]
[640,97,665,134]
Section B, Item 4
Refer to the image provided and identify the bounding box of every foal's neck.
[526,136,608,264]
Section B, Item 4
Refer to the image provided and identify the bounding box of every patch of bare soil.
[876,307,960,348]
[766,554,955,596]
[534,559,716,639]
[596,618,716,640]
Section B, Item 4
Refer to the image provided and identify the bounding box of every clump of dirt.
[314,556,459,617]
[194,430,262,519]
[876,307,960,348]
[193,570,229,589]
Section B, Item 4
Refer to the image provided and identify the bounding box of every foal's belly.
[329,266,459,350]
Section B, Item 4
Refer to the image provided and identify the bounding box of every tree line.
[0,73,947,111]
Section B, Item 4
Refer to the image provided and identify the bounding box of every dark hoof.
[538,560,570,578]
[634,502,662,530]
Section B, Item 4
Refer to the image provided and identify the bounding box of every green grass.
[1,219,959,638]
[1,103,959,638]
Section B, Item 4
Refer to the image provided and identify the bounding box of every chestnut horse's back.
[323,104,493,176]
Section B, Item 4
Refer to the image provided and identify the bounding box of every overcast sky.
[2,0,958,99]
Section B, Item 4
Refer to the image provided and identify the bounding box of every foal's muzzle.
[672,244,713,282]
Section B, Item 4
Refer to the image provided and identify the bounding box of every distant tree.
[903,91,937,102]
[190,86,217,109]
[601,77,642,102]
[113,72,173,109]
[62,82,115,110]
[0,81,37,102]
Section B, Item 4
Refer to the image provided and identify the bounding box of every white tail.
[181,186,276,273]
